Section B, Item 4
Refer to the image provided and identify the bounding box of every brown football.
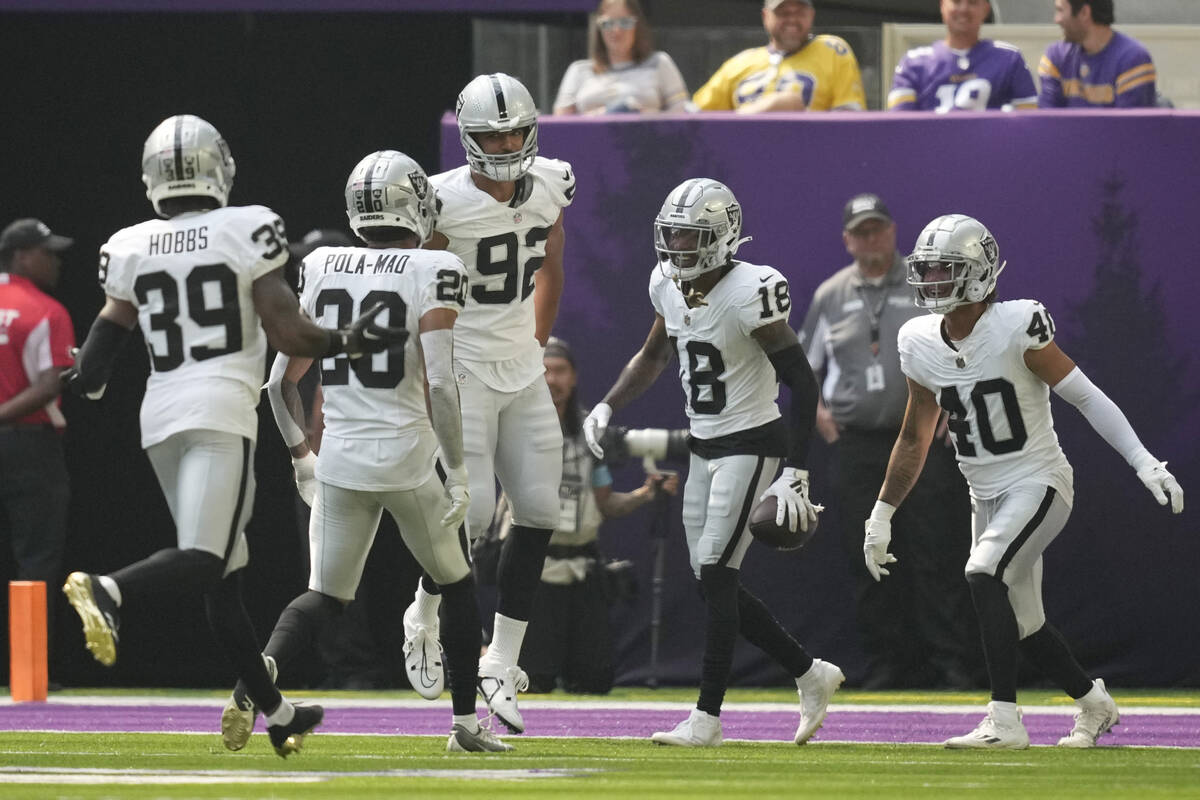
[748,495,819,551]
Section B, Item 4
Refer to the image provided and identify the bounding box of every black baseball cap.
[288,227,353,260]
[0,218,74,254]
[842,194,893,231]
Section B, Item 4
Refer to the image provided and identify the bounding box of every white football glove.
[293,451,318,507]
[758,467,822,534]
[583,402,613,459]
[1136,461,1184,514]
[441,464,471,530]
[864,500,898,582]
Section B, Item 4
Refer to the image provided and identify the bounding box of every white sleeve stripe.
[22,316,54,377]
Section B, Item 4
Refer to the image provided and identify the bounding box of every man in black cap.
[798,194,975,689]
[0,218,76,685]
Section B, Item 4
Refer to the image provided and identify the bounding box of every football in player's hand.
[749,495,818,552]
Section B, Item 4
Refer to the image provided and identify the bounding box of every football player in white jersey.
[60,114,403,758]
[218,150,510,754]
[864,214,1184,749]
[401,73,575,734]
[582,178,845,747]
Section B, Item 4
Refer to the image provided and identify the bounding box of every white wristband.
[870,500,897,522]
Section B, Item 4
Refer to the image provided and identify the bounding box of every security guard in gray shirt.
[798,194,974,689]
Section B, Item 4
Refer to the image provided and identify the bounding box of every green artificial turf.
[1,730,1198,799]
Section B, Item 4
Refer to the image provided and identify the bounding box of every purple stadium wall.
[442,110,1200,688]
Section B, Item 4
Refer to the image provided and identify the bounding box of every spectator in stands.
[1039,0,1156,107]
[515,337,678,693]
[692,0,865,113]
[888,0,1038,112]
[798,195,974,689]
[553,0,689,115]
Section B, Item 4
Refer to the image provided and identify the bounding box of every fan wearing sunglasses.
[553,0,690,115]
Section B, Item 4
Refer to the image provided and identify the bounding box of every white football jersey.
[299,245,467,491]
[101,205,289,448]
[431,156,575,392]
[650,261,789,440]
[898,299,1073,502]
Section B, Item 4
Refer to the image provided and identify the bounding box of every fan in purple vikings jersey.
[864,214,1182,750]
[1039,0,1156,108]
[889,0,1037,112]
[401,73,574,737]
[582,178,844,749]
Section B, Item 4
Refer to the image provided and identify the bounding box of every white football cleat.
[650,708,723,747]
[794,659,845,744]
[402,602,444,700]
[1058,678,1120,748]
[944,702,1030,749]
[447,723,514,753]
[477,660,529,734]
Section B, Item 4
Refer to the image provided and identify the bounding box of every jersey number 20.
[315,289,409,389]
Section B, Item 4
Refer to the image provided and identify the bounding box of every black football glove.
[328,301,409,359]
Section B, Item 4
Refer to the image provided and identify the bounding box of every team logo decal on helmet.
[906,214,1006,314]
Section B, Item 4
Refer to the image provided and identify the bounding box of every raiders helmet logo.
[408,171,429,200]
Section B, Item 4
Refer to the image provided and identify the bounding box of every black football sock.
[697,565,740,717]
[110,547,224,604]
[439,574,483,716]
[262,590,345,675]
[420,573,442,596]
[204,572,281,714]
[495,525,552,620]
[966,572,1019,704]
[1019,623,1094,699]
[737,586,813,678]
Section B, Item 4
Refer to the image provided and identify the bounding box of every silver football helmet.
[141,114,235,217]
[344,150,437,244]
[653,178,749,282]
[906,214,1006,314]
[456,73,539,182]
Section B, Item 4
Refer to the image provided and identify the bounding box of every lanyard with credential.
[856,283,888,358]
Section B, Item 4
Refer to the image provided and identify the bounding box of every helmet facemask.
[141,115,236,218]
[456,73,539,182]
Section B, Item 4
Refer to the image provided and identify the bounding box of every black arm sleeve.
[65,316,130,394]
[768,342,819,467]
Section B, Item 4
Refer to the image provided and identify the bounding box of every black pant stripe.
[718,456,765,567]
[995,486,1056,581]
[222,437,252,565]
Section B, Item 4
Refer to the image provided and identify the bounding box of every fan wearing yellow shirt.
[693,0,866,113]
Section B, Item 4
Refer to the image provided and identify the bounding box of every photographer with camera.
[509,337,679,694]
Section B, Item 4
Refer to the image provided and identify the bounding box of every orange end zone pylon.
[9,580,48,702]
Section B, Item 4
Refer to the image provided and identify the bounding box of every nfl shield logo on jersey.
[513,212,523,224]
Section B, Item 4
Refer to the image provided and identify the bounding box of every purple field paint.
[2,704,1198,748]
